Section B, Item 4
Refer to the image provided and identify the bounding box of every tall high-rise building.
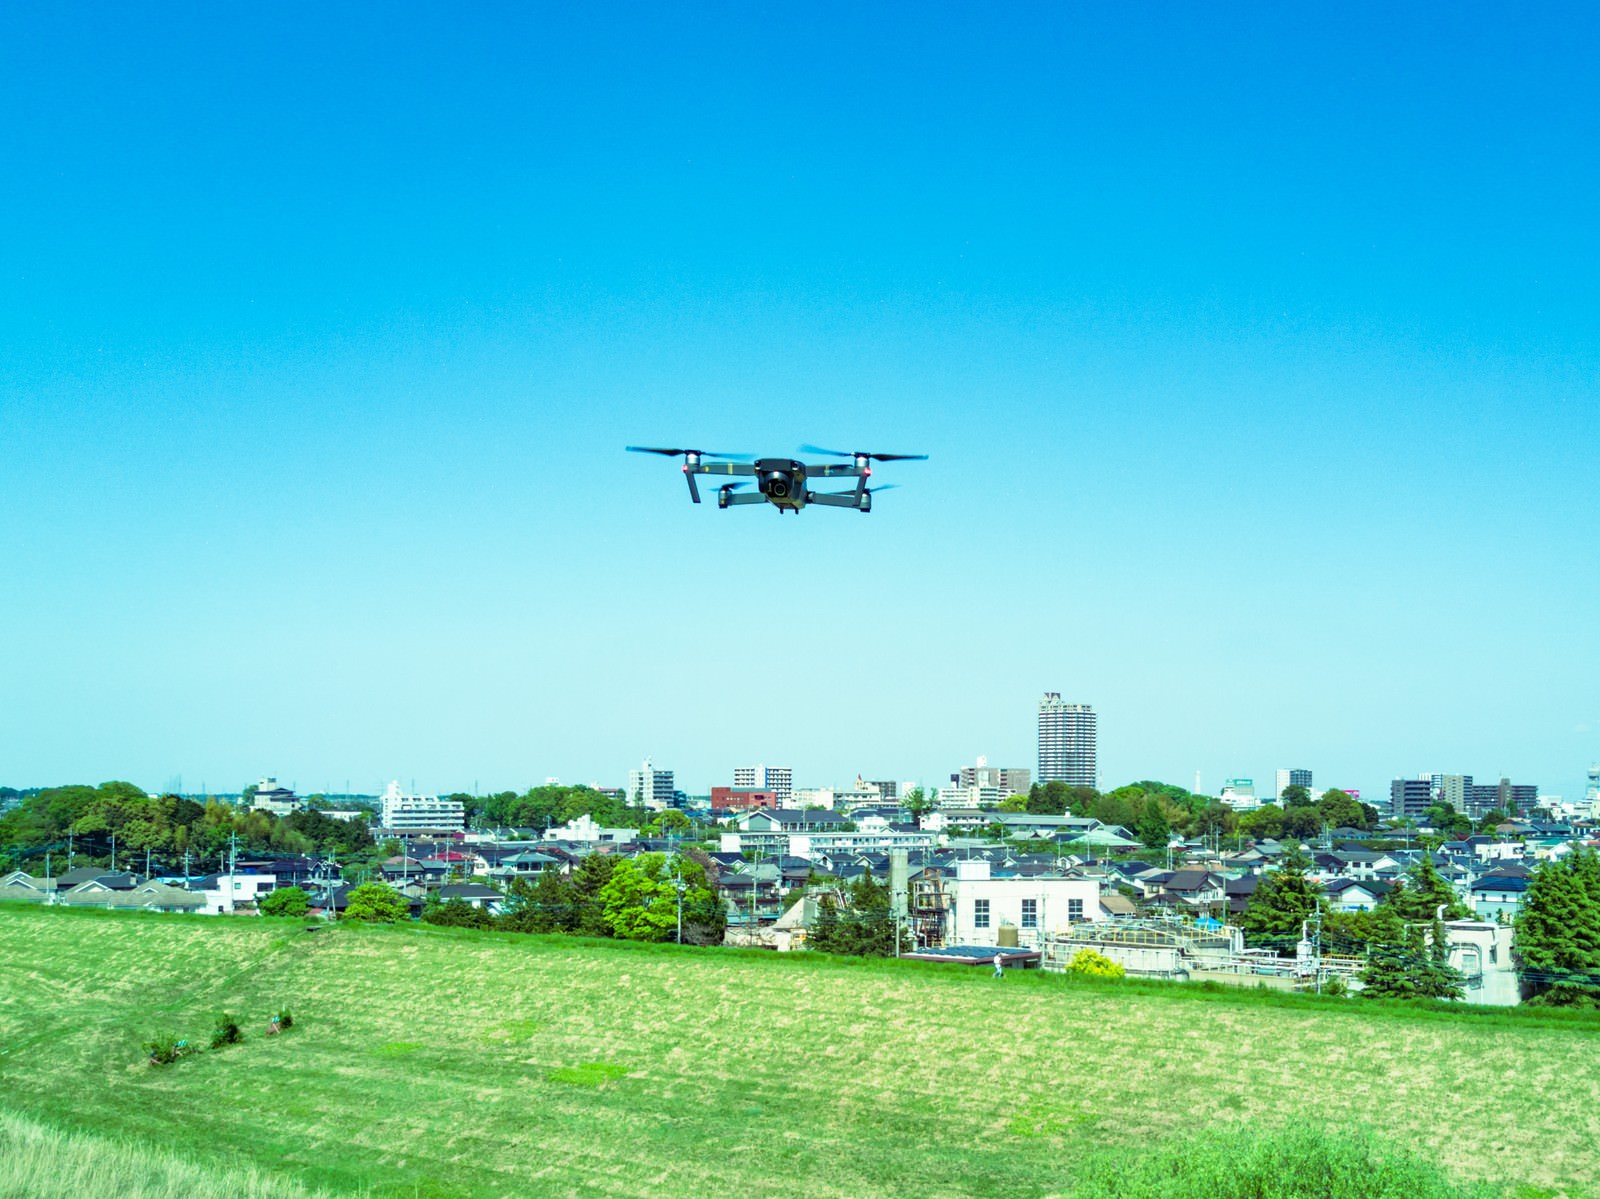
[1585,765,1599,812]
[1273,768,1312,799]
[626,759,676,811]
[733,764,792,805]
[1037,693,1097,788]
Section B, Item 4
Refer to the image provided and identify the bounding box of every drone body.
[626,445,927,514]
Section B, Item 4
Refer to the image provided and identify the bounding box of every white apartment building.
[626,759,675,811]
[733,764,793,805]
[941,860,1102,950]
[937,783,1012,809]
[379,781,465,834]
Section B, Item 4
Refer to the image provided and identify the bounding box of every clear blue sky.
[2,3,1597,801]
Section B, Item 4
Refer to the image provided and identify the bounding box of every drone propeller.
[626,446,755,461]
[799,443,928,462]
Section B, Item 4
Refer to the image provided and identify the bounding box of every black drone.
[626,444,927,514]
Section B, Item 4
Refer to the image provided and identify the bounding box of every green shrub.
[260,887,310,917]
[209,1013,242,1049]
[143,1034,188,1065]
[1065,948,1126,980]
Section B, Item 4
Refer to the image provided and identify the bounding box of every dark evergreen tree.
[1239,846,1327,950]
[1516,851,1600,1007]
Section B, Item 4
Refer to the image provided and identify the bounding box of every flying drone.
[625,444,927,514]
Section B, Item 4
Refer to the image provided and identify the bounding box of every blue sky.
[2,3,1597,801]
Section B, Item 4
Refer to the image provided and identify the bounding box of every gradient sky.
[3,3,1597,801]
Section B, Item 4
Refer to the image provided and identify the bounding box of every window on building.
[1021,898,1038,929]
[974,899,990,929]
[1068,898,1084,922]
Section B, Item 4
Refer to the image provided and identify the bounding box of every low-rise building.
[379,781,465,834]
[921,859,1101,950]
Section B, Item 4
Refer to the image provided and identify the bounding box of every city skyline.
[2,8,1596,802]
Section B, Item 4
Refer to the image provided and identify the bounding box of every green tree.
[1239,846,1327,949]
[1280,784,1313,808]
[342,882,407,923]
[901,787,935,824]
[260,886,310,917]
[569,853,617,936]
[1237,803,1284,840]
[1516,850,1600,1007]
[1387,854,1471,924]
[499,869,577,934]
[1281,806,1323,840]
[1137,803,1171,852]
[808,874,905,956]
[1316,789,1364,830]
[598,855,680,941]
[423,896,495,929]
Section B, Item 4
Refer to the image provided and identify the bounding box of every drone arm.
[805,490,871,512]
[691,462,757,477]
[683,468,700,504]
[716,489,768,509]
[806,464,863,479]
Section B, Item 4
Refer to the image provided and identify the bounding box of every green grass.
[0,1108,348,1199]
[1,904,1595,1198]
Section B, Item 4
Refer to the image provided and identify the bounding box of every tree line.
[0,781,373,871]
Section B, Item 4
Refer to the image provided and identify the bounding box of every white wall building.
[626,760,675,812]
[941,860,1102,950]
[734,764,792,805]
[379,781,465,834]
[1220,779,1260,811]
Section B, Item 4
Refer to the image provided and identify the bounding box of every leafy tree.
[260,886,310,917]
[1316,789,1365,830]
[1239,846,1327,948]
[901,787,935,824]
[342,882,407,923]
[598,855,680,941]
[1281,806,1323,840]
[1280,784,1314,808]
[1237,803,1284,840]
[1191,802,1237,837]
[1137,804,1171,852]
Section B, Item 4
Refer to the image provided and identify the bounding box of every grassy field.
[1,904,1596,1198]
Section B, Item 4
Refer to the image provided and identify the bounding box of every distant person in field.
[993,952,1004,979]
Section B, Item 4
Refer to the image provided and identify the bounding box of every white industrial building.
[931,860,1102,950]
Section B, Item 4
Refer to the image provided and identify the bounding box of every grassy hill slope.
[1,905,1595,1198]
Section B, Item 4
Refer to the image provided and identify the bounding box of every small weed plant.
[209,1013,243,1049]
[144,1033,188,1066]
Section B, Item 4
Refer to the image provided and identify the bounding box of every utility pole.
[68,832,74,870]
[1312,907,1324,995]
[111,831,117,873]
